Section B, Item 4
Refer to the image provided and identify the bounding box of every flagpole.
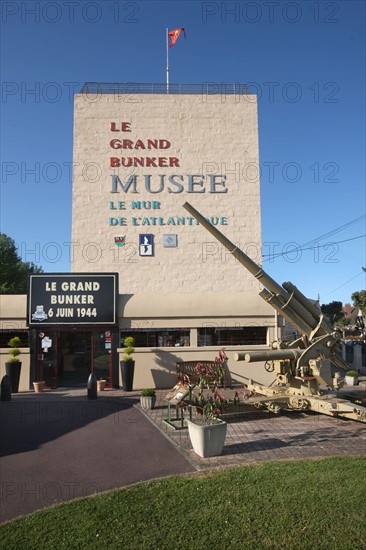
[166,27,169,94]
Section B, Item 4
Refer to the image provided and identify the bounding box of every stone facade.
[72,93,261,294]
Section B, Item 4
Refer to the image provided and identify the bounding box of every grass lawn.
[1,457,365,549]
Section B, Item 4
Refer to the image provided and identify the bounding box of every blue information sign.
[139,234,154,256]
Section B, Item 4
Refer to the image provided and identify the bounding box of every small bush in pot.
[120,336,135,391]
[140,388,156,410]
[345,370,359,386]
[140,388,155,397]
[7,337,22,363]
[6,337,22,393]
[123,336,135,363]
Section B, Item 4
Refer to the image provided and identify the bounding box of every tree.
[320,301,344,325]
[0,233,43,294]
[351,290,366,317]
[335,316,351,331]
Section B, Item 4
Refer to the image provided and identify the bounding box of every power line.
[262,234,366,261]
[300,215,365,249]
[326,271,365,295]
[262,214,365,261]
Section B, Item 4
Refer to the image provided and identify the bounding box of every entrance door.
[93,331,112,382]
[35,329,113,388]
[58,331,92,386]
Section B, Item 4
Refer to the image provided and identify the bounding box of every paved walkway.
[1,387,365,523]
[0,389,194,523]
[143,388,366,470]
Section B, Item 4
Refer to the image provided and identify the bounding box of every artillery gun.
[183,202,366,423]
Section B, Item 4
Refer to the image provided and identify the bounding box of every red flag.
[168,27,186,48]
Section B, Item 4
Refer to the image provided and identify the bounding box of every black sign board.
[27,273,118,326]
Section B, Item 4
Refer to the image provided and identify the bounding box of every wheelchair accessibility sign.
[139,234,154,256]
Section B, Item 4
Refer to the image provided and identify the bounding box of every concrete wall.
[118,292,275,330]
[341,342,366,373]
[0,295,27,330]
[0,295,30,391]
[72,93,261,295]
[0,349,30,392]
[117,346,275,390]
[0,344,274,392]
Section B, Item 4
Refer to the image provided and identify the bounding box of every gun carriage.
[183,202,366,423]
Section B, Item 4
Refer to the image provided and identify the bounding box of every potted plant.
[97,378,107,392]
[185,350,229,458]
[345,370,359,386]
[140,388,156,410]
[33,381,45,393]
[186,389,228,458]
[120,336,135,391]
[5,337,22,393]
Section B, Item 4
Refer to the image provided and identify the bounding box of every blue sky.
[1,0,365,305]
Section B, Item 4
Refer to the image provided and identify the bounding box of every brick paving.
[139,388,366,470]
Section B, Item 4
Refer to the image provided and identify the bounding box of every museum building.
[0,84,278,391]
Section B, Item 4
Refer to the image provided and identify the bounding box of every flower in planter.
[214,348,228,387]
[191,348,230,424]
[194,387,228,422]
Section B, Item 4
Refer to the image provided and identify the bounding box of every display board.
[27,273,119,326]
[165,383,191,403]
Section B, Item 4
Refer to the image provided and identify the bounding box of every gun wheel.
[290,397,306,410]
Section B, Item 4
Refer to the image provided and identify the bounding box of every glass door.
[92,330,112,387]
[35,329,113,388]
[36,330,58,388]
[58,331,92,386]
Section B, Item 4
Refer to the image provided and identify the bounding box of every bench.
[163,360,228,430]
[176,360,226,388]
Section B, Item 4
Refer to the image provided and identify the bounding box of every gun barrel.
[259,288,313,335]
[183,202,286,298]
[282,282,322,320]
[235,349,303,363]
[183,202,328,341]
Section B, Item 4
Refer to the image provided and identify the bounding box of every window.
[121,329,190,348]
[0,330,29,348]
[198,326,267,346]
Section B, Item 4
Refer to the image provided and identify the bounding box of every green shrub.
[8,336,22,348]
[346,370,358,377]
[8,337,22,363]
[122,336,135,362]
[140,388,155,397]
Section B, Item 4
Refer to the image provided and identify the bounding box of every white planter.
[186,418,227,458]
[140,396,156,410]
[345,375,358,386]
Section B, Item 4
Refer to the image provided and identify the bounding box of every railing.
[79,82,251,95]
